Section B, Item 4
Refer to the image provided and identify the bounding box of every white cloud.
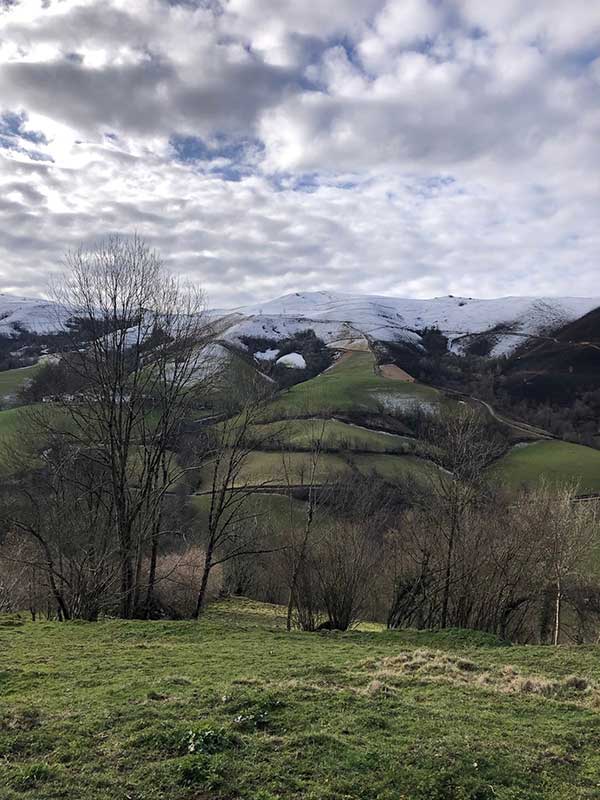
[0,0,599,305]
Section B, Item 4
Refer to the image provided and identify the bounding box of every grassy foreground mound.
[2,600,600,799]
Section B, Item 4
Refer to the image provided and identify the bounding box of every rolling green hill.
[267,350,439,418]
[2,345,599,495]
[190,491,307,530]
[248,418,418,454]
[197,449,439,491]
[0,363,39,401]
[492,440,600,493]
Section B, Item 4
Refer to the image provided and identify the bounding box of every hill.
[2,598,600,800]
[3,328,599,493]
[502,306,600,404]
[493,440,600,493]
[229,291,600,354]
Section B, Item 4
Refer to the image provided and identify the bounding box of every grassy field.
[351,452,437,483]
[0,405,49,476]
[3,599,600,799]
[268,351,439,418]
[492,440,600,493]
[249,418,416,454]
[197,449,438,490]
[0,406,29,436]
[0,364,39,401]
[197,451,351,489]
[190,491,307,531]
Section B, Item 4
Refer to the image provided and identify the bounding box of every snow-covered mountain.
[0,294,69,335]
[2,290,599,357]
[225,291,600,357]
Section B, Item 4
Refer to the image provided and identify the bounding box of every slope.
[502,305,600,404]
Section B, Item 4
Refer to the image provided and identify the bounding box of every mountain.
[502,306,600,404]
[0,293,69,334]
[2,290,600,359]
[224,291,600,357]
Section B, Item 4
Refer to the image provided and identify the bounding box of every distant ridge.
[2,290,599,358]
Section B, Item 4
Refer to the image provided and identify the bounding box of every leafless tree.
[421,406,505,628]
[522,482,599,644]
[314,519,380,630]
[280,415,328,631]
[192,366,279,617]
[5,235,215,619]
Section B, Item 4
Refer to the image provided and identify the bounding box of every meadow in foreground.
[2,599,600,800]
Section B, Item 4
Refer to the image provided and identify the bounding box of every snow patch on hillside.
[276,352,306,369]
[230,292,600,355]
[255,348,279,361]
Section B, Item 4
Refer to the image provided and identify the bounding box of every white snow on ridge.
[222,315,351,348]
[0,294,70,334]
[228,291,600,355]
[3,290,600,358]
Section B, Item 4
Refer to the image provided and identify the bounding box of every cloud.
[0,0,599,305]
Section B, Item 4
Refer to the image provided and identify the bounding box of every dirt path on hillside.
[327,337,370,351]
[324,350,353,372]
[379,363,415,382]
[472,397,553,439]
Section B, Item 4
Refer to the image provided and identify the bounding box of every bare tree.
[280,415,328,631]
[422,406,504,628]
[315,519,380,630]
[523,482,599,644]
[192,366,279,617]
[15,235,215,618]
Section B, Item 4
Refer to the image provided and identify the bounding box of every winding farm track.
[468,396,554,440]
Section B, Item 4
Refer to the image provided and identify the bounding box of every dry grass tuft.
[507,676,558,697]
[362,649,481,684]
[361,679,395,697]
[361,649,598,707]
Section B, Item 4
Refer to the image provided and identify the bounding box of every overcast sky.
[1,0,599,307]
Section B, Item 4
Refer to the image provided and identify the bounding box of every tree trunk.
[286,585,296,632]
[287,488,315,631]
[193,538,214,619]
[553,577,562,646]
[440,519,456,629]
[144,528,159,619]
[119,542,134,619]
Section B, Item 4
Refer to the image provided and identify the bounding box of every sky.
[1,0,600,308]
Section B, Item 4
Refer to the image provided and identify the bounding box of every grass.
[249,418,416,454]
[268,351,439,418]
[350,452,438,483]
[0,406,31,436]
[197,451,351,489]
[3,599,600,799]
[492,440,600,493]
[197,450,439,490]
[0,405,50,476]
[0,364,39,401]
[190,492,307,531]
